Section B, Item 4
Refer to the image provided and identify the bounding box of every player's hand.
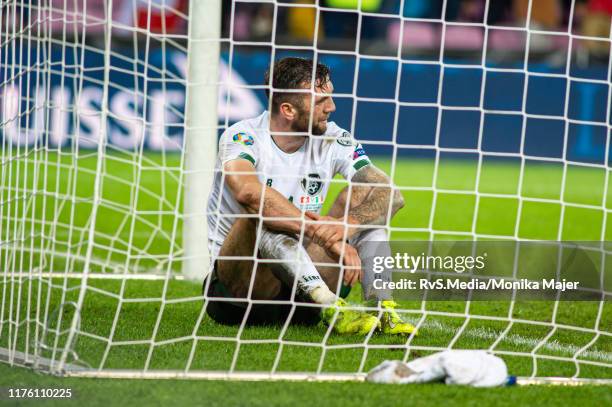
[327,241,362,287]
[305,212,347,251]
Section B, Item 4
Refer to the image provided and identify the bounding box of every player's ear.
[279,102,297,121]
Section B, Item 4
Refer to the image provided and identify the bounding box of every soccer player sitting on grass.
[204,57,415,335]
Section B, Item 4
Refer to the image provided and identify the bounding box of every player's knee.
[234,216,258,228]
[221,217,258,249]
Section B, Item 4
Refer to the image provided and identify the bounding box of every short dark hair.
[264,57,331,115]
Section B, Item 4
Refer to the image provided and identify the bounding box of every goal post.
[0,0,611,384]
[182,0,221,281]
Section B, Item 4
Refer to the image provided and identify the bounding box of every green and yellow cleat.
[321,299,380,335]
[378,300,417,336]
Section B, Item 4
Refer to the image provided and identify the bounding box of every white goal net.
[1,0,611,383]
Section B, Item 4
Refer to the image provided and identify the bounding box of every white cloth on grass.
[366,350,509,387]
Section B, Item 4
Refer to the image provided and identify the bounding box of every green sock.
[339,283,352,299]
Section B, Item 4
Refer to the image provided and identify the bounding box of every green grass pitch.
[1,151,611,405]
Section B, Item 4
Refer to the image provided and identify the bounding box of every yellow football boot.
[378,300,417,335]
[321,299,380,335]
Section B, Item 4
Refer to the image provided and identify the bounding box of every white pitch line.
[411,319,612,364]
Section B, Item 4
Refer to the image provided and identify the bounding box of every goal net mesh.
[1,0,610,380]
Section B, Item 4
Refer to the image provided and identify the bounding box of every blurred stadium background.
[2,0,610,159]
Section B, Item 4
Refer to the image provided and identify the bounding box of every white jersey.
[207,111,371,258]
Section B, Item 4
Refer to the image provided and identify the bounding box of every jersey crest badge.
[232,132,254,146]
[301,173,322,196]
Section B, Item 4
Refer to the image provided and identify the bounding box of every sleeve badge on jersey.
[353,147,366,160]
[336,131,355,147]
[232,132,254,146]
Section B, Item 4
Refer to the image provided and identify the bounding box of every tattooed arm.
[345,165,405,227]
[309,165,404,247]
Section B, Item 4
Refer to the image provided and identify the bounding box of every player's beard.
[291,105,326,136]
